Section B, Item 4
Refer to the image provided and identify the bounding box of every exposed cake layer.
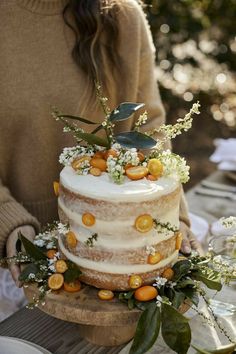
[59,235,178,290]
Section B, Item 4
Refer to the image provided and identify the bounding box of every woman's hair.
[63,0,124,92]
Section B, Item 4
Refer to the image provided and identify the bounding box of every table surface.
[0,170,235,354]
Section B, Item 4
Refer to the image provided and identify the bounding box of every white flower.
[153,276,168,288]
[156,295,163,307]
[34,239,45,247]
[28,273,36,280]
[146,245,156,255]
[57,223,69,235]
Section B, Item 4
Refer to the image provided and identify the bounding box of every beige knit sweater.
[0,0,190,258]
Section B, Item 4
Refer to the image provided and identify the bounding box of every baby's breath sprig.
[153,219,178,234]
[146,102,200,148]
[95,82,114,145]
[52,107,85,142]
[220,216,236,229]
[134,111,148,131]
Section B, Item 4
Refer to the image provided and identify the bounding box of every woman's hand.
[6,225,36,287]
[179,221,204,256]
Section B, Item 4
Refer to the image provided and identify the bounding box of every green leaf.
[75,132,109,147]
[172,260,192,281]
[19,233,47,261]
[91,124,103,134]
[130,303,161,354]
[64,261,82,283]
[57,114,97,125]
[115,131,157,149]
[109,102,145,122]
[192,268,222,291]
[172,291,186,309]
[181,287,199,307]
[177,279,196,288]
[16,238,22,253]
[128,298,135,310]
[124,291,135,300]
[18,263,39,281]
[161,303,191,354]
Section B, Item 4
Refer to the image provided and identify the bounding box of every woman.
[0,0,199,286]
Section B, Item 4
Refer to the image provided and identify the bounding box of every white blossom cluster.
[157,150,190,183]
[59,146,95,166]
[157,102,200,140]
[212,255,236,281]
[107,147,142,183]
[153,276,168,288]
[146,245,156,255]
[135,111,148,130]
[220,216,236,229]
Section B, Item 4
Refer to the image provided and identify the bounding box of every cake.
[58,164,182,291]
[53,97,198,291]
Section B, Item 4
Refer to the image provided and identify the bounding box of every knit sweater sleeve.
[0,179,40,258]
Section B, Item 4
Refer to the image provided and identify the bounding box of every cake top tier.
[60,166,180,202]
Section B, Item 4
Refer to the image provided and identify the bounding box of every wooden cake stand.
[25,284,141,346]
[25,284,190,347]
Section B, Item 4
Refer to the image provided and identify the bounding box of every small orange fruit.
[98,289,114,300]
[90,167,102,176]
[90,158,107,172]
[126,166,148,180]
[53,181,59,196]
[148,252,162,265]
[146,174,158,181]
[72,156,91,170]
[63,280,81,292]
[66,231,77,248]
[46,249,57,259]
[129,275,143,289]
[104,149,118,160]
[124,163,134,171]
[55,260,68,273]
[94,151,104,159]
[147,159,163,178]
[134,286,158,302]
[135,214,153,233]
[82,213,96,227]
[162,268,174,280]
[137,152,145,162]
[48,273,64,290]
[175,232,183,250]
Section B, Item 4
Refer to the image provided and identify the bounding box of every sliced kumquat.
[66,231,77,248]
[72,156,91,170]
[82,213,96,227]
[124,163,134,171]
[90,167,102,176]
[147,252,162,265]
[55,260,68,274]
[90,158,107,172]
[147,159,164,178]
[134,286,158,302]
[128,275,143,289]
[135,214,153,233]
[46,249,57,259]
[175,232,183,250]
[162,268,174,280]
[94,151,105,159]
[126,166,148,180]
[104,149,118,160]
[98,289,114,300]
[63,280,81,293]
[48,273,64,290]
[53,181,59,196]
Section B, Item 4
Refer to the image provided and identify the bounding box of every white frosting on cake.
[60,166,179,202]
[59,235,178,274]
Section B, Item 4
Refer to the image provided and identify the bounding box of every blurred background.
[143,0,236,189]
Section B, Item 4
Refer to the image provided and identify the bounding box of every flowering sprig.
[220,216,236,229]
[149,149,190,183]
[59,146,96,167]
[153,219,178,234]
[134,111,148,131]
